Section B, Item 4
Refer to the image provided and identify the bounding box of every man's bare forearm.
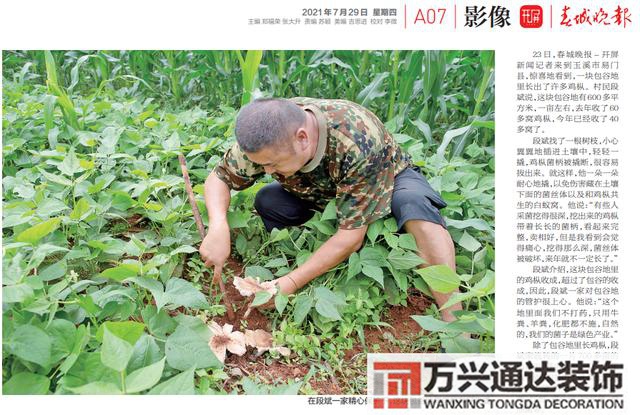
[288,227,367,288]
[204,171,231,227]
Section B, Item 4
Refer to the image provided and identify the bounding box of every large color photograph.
[2,50,495,394]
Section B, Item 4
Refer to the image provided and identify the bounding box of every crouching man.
[199,97,462,322]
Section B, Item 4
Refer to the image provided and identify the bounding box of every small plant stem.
[288,234,301,251]
[470,255,475,277]
[120,371,127,394]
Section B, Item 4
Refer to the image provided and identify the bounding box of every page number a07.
[413,8,447,25]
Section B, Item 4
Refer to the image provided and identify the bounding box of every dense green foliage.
[2,50,495,394]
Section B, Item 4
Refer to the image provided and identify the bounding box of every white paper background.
[1,1,638,414]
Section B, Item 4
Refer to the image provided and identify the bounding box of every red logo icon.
[373,362,422,409]
[520,5,543,28]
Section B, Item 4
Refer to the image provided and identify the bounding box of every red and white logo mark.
[520,5,543,28]
[373,362,422,409]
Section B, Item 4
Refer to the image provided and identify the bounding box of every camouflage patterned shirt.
[215,97,412,229]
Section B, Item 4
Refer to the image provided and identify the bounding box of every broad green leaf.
[40,260,67,281]
[141,305,177,337]
[398,234,419,251]
[60,351,119,390]
[99,263,140,281]
[440,291,477,310]
[125,357,166,393]
[458,231,481,252]
[293,295,313,324]
[58,149,83,176]
[15,217,61,244]
[3,372,50,395]
[347,252,362,279]
[446,218,493,234]
[245,266,273,281]
[127,335,163,374]
[320,200,337,221]
[125,236,146,257]
[59,324,90,375]
[3,283,34,303]
[315,299,341,320]
[445,314,494,336]
[389,267,409,292]
[227,210,249,228]
[366,219,384,243]
[440,334,482,353]
[465,142,484,158]
[67,381,123,395]
[128,277,164,304]
[387,249,425,270]
[110,191,135,210]
[412,315,449,332]
[70,198,91,221]
[384,277,401,305]
[28,243,68,269]
[270,228,289,242]
[415,265,460,294]
[97,321,145,345]
[169,245,198,256]
[87,173,115,194]
[360,246,386,267]
[38,167,73,186]
[383,217,398,232]
[313,220,335,235]
[384,232,399,249]
[7,324,52,367]
[264,257,288,268]
[275,292,288,315]
[163,278,209,309]
[473,247,487,264]
[252,290,273,307]
[313,286,346,306]
[165,324,221,371]
[148,366,195,395]
[296,250,312,266]
[362,264,385,287]
[472,270,495,295]
[49,319,77,363]
[101,327,134,372]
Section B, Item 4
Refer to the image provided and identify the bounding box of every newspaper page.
[1,0,638,414]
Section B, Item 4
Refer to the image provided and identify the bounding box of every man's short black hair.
[234,98,306,153]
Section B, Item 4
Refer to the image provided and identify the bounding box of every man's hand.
[199,221,231,270]
[275,275,299,295]
[254,227,367,311]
